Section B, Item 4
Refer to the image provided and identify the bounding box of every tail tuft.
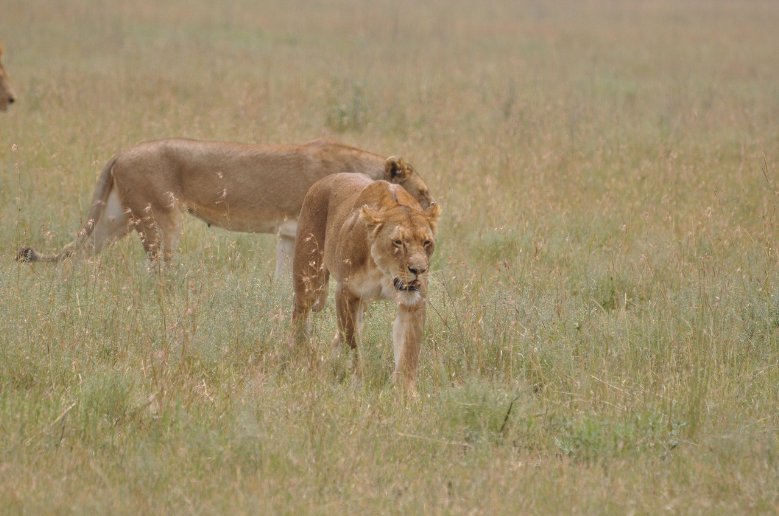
[16,247,38,262]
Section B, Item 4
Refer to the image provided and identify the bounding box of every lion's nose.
[408,265,427,276]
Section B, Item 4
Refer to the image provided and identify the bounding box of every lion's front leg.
[274,219,298,282]
[391,302,426,394]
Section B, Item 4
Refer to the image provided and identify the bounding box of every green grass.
[1,0,779,513]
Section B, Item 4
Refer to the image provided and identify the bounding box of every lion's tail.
[17,157,117,263]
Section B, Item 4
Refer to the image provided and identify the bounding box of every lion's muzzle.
[393,277,421,292]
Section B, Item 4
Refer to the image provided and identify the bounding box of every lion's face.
[360,202,441,304]
[0,48,15,112]
[384,157,433,209]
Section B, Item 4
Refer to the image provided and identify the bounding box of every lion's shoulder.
[356,179,421,212]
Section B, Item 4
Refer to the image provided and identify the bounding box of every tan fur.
[292,173,441,394]
[0,46,16,111]
[16,138,433,279]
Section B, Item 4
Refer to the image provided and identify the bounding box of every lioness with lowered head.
[292,173,441,394]
[17,138,432,279]
[0,46,16,111]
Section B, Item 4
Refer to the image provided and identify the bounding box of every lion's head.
[0,47,16,112]
[384,157,433,209]
[360,198,441,305]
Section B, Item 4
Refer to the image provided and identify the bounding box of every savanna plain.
[1,0,778,513]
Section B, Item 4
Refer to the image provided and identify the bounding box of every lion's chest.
[345,269,395,302]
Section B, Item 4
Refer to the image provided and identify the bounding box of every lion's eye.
[392,239,403,247]
[423,240,433,248]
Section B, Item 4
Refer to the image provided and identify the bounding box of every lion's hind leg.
[291,179,333,347]
[332,283,366,377]
[124,199,181,265]
[88,189,131,255]
[291,228,328,346]
[334,283,363,350]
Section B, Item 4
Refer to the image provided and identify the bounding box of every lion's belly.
[176,165,310,233]
[185,204,284,234]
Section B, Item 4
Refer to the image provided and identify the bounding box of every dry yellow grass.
[1,0,778,513]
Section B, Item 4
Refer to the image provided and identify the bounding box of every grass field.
[2,0,778,512]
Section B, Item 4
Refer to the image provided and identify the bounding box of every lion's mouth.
[393,277,421,292]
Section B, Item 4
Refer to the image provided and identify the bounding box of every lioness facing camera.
[292,173,441,394]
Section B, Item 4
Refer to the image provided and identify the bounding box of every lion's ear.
[359,205,384,232]
[424,202,442,233]
[385,156,411,182]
